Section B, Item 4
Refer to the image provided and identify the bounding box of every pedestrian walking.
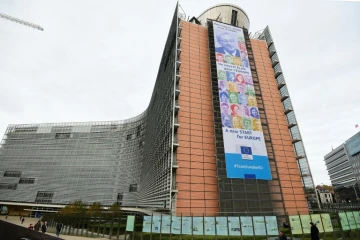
[28,224,34,230]
[34,221,41,231]
[21,217,25,224]
[56,222,63,237]
[279,231,288,240]
[41,222,47,234]
[310,222,320,240]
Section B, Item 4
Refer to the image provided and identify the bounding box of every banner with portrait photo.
[213,21,271,180]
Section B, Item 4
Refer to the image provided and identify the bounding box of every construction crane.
[0,12,43,31]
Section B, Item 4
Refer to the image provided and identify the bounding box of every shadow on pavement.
[0,220,64,240]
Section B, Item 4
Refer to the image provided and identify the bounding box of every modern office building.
[345,132,360,185]
[0,3,315,216]
[324,132,360,203]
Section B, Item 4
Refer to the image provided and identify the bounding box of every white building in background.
[316,188,334,204]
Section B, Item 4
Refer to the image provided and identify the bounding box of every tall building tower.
[0,3,315,216]
[174,3,316,215]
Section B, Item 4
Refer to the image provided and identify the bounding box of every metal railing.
[41,209,360,240]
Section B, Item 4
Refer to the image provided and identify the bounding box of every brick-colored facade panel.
[175,21,219,215]
[252,39,310,215]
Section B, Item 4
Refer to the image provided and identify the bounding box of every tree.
[109,202,121,212]
[88,202,102,215]
[316,184,333,192]
[321,184,333,191]
[58,200,87,214]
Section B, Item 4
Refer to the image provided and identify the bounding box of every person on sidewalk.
[28,224,34,230]
[310,222,320,240]
[21,217,25,224]
[56,222,63,237]
[41,222,47,234]
[279,231,288,240]
[34,221,41,231]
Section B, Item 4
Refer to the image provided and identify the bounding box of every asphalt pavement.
[0,215,110,240]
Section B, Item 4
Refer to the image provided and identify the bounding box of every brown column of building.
[176,21,219,216]
[251,39,309,215]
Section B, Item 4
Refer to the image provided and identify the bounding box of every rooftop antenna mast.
[0,12,44,31]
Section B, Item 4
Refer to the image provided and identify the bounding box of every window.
[35,191,54,204]
[117,193,124,202]
[14,127,38,133]
[19,178,35,184]
[231,10,238,26]
[55,133,71,139]
[126,134,132,140]
[0,183,17,190]
[129,184,137,192]
[4,171,22,177]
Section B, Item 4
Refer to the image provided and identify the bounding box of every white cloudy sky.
[0,0,359,185]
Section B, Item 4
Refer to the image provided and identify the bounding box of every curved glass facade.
[0,6,180,210]
[0,115,146,206]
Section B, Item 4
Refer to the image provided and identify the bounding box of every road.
[0,215,110,240]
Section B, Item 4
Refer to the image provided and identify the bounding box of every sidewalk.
[0,216,110,240]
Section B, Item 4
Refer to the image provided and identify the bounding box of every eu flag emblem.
[241,146,252,155]
[240,146,253,160]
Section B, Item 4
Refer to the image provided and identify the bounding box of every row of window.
[0,183,17,190]
[35,191,54,204]
[3,171,22,177]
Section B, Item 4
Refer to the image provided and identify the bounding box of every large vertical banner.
[126,216,135,232]
[161,216,171,234]
[265,216,279,236]
[192,217,204,235]
[171,216,181,234]
[339,212,350,231]
[289,215,303,234]
[353,211,360,229]
[228,217,241,236]
[204,217,216,235]
[216,217,228,236]
[253,216,266,236]
[346,212,357,230]
[321,214,334,232]
[213,21,271,180]
[300,215,311,234]
[143,216,152,233]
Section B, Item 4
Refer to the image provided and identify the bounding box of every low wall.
[0,220,63,240]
